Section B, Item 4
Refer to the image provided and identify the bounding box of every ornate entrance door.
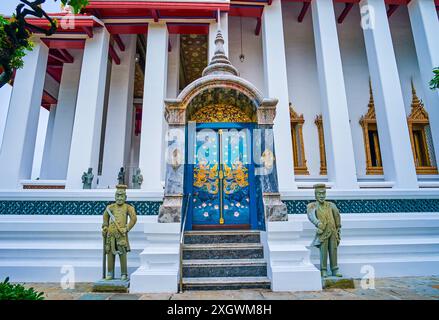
[188,126,254,229]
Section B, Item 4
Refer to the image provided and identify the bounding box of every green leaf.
[0,277,45,300]
[430,67,439,90]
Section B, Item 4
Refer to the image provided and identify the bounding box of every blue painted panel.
[191,129,221,225]
[187,124,258,228]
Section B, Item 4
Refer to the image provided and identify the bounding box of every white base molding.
[0,215,151,282]
[1,213,438,290]
[129,221,180,293]
[262,220,322,292]
[291,213,439,278]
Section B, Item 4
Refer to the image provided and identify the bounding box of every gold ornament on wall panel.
[190,104,253,123]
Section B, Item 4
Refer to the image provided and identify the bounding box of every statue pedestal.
[262,218,322,292]
[92,279,130,293]
[130,221,180,293]
[322,277,355,289]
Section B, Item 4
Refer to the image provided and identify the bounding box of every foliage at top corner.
[430,67,439,90]
[59,0,89,14]
[0,1,89,88]
[0,277,45,300]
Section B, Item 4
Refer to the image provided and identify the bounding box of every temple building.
[0,0,438,292]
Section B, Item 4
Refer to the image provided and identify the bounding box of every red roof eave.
[25,14,103,35]
[86,1,230,11]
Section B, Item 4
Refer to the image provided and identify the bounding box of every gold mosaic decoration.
[190,104,253,123]
[134,62,144,99]
[193,161,219,194]
[180,34,208,89]
[223,162,249,194]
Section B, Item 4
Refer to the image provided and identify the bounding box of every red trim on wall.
[167,23,209,35]
[86,1,230,11]
[113,34,126,51]
[25,16,101,37]
[229,5,264,18]
[338,3,354,24]
[46,65,63,83]
[297,2,310,23]
[109,45,121,65]
[42,39,86,50]
[387,4,400,17]
[106,23,148,35]
[255,17,261,36]
[135,105,142,136]
[41,90,58,109]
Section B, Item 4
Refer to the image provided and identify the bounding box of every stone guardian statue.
[117,167,125,185]
[307,184,342,278]
[102,185,137,281]
[82,168,94,189]
[132,168,143,189]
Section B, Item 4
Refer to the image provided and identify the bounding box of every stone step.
[183,276,271,291]
[184,230,261,244]
[182,259,267,278]
[183,243,264,260]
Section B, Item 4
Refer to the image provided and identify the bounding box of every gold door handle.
[218,129,224,225]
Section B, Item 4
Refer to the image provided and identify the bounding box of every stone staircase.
[181,230,271,291]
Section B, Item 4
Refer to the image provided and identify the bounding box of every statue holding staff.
[102,184,137,281]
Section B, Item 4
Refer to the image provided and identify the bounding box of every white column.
[100,35,137,188]
[311,0,358,189]
[360,0,418,188]
[162,34,180,182]
[167,34,180,98]
[408,0,439,166]
[138,23,169,192]
[65,28,110,189]
[40,105,57,179]
[209,12,228,60]
[44,54,82,180]
[0,39,48,189]
[262,0,296,191]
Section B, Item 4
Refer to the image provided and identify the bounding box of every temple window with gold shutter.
[289,103,309,175]
[407,80,438,175]
[360,80,384,175]
[314,115,327,176]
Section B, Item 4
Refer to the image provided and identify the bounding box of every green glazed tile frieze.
[284,199,439,214]
[0,199,439,215]
[0,201,162,215]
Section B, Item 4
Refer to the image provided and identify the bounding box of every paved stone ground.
[21,276,439,300]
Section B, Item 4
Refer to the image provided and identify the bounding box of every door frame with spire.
[157,30,290,231]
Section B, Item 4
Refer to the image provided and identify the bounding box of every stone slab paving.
[20,276,439,300]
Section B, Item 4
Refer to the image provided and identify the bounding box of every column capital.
[164,100,186,126]
[257,99,278,126]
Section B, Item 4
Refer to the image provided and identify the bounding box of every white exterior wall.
[280,2,431,180]
[31,108,50,180]
[1,213,438,283]
[43,51,83,180]
[1,3,436,191]
[335,3,370,179]
[229,16,265,93]
[65,28,111,189]
[100,35,137,188]
[283,2,322,178]
[0,84,12,150]
[389,8,428,118]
